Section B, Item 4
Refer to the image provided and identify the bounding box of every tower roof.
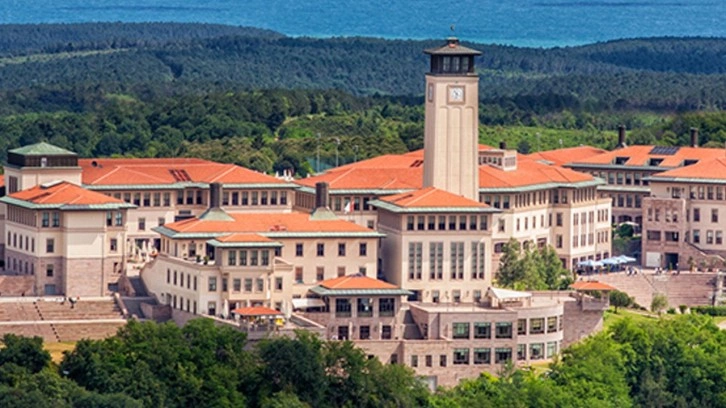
[424,37,481,56]
[9,142,76,156]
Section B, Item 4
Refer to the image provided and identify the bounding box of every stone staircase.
[595,272,716,309]
[0,298,127,343]
[0,275,35,296]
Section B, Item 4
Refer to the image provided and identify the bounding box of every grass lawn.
[45,342,76,364]
[603,307,662,330]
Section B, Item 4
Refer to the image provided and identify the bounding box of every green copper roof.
[9,142,77,156]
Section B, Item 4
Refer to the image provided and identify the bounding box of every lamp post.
[335,137,341,168]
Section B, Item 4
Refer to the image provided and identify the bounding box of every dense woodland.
[2,315,726,407]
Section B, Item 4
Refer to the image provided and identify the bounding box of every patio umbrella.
[578,260,603,268]
[601,257,622,265]
[617,255,637,263]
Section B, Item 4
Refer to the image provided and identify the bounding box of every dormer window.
[683,159,698,166]
[649,158,664,166]
[614,157,629,165]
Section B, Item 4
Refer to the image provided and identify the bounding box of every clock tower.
[422,37,481,201]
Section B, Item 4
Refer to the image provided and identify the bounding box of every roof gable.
[9,142,76,156]
[2,181,133,210]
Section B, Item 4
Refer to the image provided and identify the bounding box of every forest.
[2,315,726,407]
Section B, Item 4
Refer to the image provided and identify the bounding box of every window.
[382,325,392,340]
[317,243,325,256]
[239,250,248,266]
[474,348,491,365]
[316,267,324,281]
[450,242,464,279]
[379,298,395,317]
[357,298,373,317]
[255,278,263,292]
[207,302,216,316]
[410,355,418,367]
[244,278,253,292]
[110,238,118,252]
[707,230,714,245]
[647,230,662,241]
[425,355,433,367]
[295,243,303,256]
[547,316,557,332]
[407,216,414,231]
[46,238,55,253]
[495,322,513,339]
[517,344,527,361]
[295,267,303,283]
[115,212,123,226]
[517,319,527,335]
[250,250,258,266]
[495,348,512,364]
[359,325,370,340]
[158,217,165,227]
[694,208,701,222]
[337,266,345,277]
[547,342,557,358]
[359,243,367,256]
[275,277,283,291]
[52,212,60,227]
[453,349,469,365]
[440,355,447,367]
[556,213,563,226]
[453,323,470,339]
[233,278,241,292]
[261,250,270,266]
[138,218,146,231]
[228,250,237,266]
[46,264,54,277]
[429,242,443,279]
[432,290,440,303]
[530,343,544,360]
[408,242,423,280]
[471,242,485,279]
[694,229,701,243]
[530,318,545,334]
[338,243,346,256]
[208,277,217,291]
[713,209,719,223]
[473,322,491,338]
[222,278,228,292]
[42,212,50,227]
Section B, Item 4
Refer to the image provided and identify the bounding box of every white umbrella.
[601,257,622,265]
[578,260,603,268]
[617,255,637,263]
[221,299,229,319]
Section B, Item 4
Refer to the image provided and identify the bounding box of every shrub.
[691,306,726,316]
[678,304,688,314]
[667,308,676,315]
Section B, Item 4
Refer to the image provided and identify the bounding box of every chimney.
[209,182,223,209]
[617,125,627,148]
[690,127,699,148]
[198,182,233,221]
[310,182,336,220]
[499,141,507,150]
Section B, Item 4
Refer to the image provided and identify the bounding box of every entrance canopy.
[291,298,326,309]
[232,306,282,317]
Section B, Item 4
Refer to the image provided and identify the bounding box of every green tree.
[0,334,50,374]
[650,293,668,315]
[609,290,633,313]
[495,238,523,288]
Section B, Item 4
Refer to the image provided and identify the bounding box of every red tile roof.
[79,158,286,186]
[528,146,607,166]
[571,281,617,291]
[232,306,281,316]
[297,167,423,190]
[319,275,399,290]
[379,186,488,208]
[569,145,724,168]
[9,181,126,206]
[162,211,374,234]
[651,156,726,181]
[479,158,593,189]
[215,234,276,243]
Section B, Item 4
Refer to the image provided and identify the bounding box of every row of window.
[335,298,395,318]
[336,324,392,340]
[597,170,649,186]
[406,215,488,232]
[451,316,560,340]
[673,185,726,201]
[293,265,368,284]
[6,231,36,254]
[611,193,643,209]
[296,242,368,257]
[407,241,486,281]
[227,249,271,267]
[112,189,289,208]
[222,190,288,207]
[6,206,38,227]
[410,347,515,367]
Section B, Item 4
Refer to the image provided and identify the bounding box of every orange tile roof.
[319,275,399,290]
[0,176,4,188]
[215,234,276,243]
[161,211,375,235]
[232,306,281,316]
[297,167,423,191]
[569,145,725,168]
[79,158,286,186]
[8,181,126,206]
[379,186,488,208]
[571,281,617,291]
[528,146,607,166]
[651,156,726,181]
[479,158,593,189]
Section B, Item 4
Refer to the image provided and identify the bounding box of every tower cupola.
[424,37,481,76]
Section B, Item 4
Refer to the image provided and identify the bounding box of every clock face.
[449,86,464,103]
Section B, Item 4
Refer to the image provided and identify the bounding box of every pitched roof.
[650,156,726,182]
[207,233,283,248]
[571,281,617,291]
[372,186,494,213]
[568,145,725,168]
[296,166,423,192]
[478,157,596,191]
[232,306,281,316]
[79,158,288,188]
[156,211,383,239]
[310,275,413,296]
[1,181,134,210]
[319,275,399,290]
[527,146,607,166]
[9,142,76,156]
[424,38,482,56]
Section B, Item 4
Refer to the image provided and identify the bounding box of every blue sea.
[1,0,724,48]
